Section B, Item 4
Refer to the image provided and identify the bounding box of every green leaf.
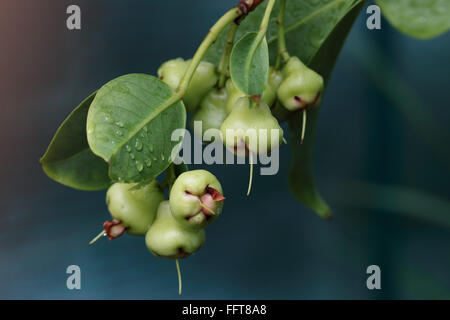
[204,0,364,66]
[230,32,269,96]
[288,115,331,219]
[288,1,366,219]
[87,74,186,183]
[376,0,450,39]
[40,92,111,191]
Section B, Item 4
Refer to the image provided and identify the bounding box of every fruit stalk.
[253,0,276,53]
[153,1,267,121]
[218,22,239,89]
[275,0,290,69]
[178,8,241,96]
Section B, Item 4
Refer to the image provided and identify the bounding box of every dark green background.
[0,0,449,299]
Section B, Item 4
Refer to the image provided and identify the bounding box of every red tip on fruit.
[206,186,225,201]
[103,220,127,240]
[250,95,261,104]
[294,95,306,108]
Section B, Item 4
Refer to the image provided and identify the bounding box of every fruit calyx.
[293,92,322,110]
[250,95,261,104]
[232,138,250,157]
[185,185,225,217]
[103,220,127,240]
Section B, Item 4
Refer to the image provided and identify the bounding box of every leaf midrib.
[244,33,262,93]
[92,76,181,162]
[110,98,180,161]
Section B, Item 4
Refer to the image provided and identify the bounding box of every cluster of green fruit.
[158,56,324,155]
[96,170,225,260]
[90,54,323,293]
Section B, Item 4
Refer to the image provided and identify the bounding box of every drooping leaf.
[40,92,111,191]
[288,114,331,219]
[376,0,450,39]
[205,0,366,217]
[289,1,366,219]
[230,32,269,95]
[87,74,186,183]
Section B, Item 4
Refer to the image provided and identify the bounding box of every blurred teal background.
[0,0,449,299]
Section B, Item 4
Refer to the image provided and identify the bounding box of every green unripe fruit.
[157,58,218,112]
[225,79,245,114]
[106,181,165,236]
[169,170,225,230]
[183,60,218,112]
[191,88,228,141]
[157,58,187,91]
[261,67,283,107]
[283,56,305,75]
[146,201,206,259]
[220,97,284,155]
[277,56,324,111]
[225,68,283,113]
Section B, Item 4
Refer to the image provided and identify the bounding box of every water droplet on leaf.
[136,160,144,172]
[135,139,143,151]
[309,26,325,48]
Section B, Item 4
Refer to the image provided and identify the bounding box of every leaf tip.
[313,202,333,220]
[322,210,333,220]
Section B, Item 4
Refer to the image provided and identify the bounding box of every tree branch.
[237,0,265,15]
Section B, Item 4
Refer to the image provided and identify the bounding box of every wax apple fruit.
[169,170,225,230]
[104,181,164,239]
[277,56,324,111]
[191,88,228,141]
[220,97,284,155]
[145,201,206,259]
[158,58,218,112]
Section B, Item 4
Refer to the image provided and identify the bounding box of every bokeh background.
[1,0,449,299]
